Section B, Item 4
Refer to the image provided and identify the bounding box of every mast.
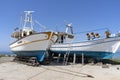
[66,23,73,34]
[23,11,34,31]
[11,11,35,39]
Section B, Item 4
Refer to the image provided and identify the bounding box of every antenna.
[24,11,35,14]
[20,13,23,28]
[55,24,58,32]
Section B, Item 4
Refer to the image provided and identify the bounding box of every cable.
[74,28,109,34]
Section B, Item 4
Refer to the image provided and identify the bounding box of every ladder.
[63,50,70,65]
[63,43,71,65]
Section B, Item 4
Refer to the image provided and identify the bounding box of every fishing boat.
[50,24,120,62]
[10,11,120,63]
[10,11,58,62]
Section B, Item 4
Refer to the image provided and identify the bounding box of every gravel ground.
[0,59,120,80]
[0,57,14,63]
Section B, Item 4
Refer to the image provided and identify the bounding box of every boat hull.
[12,50,46,57]
[50,51,113,59]
[10,32,57,62]
[50,37,120,59]
[12,50,46,62]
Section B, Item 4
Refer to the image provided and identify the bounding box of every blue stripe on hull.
[13,50,46,57]
[12,50,46,62]
[51,51,113,59]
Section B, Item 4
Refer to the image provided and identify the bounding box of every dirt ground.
[0,57,120,80]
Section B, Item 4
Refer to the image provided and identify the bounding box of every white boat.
[10,11,58,62]
[10,11,120,63]
[50,25,120,61]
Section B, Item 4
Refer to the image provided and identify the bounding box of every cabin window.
[68,35,74,38]
[61,35,64,43]
[23,32,27,37]
[17,41,22,44]
[29,31,32,35]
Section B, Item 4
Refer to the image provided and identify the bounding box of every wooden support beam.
[73,53,76,64]
[82,53,84,65]
[57,54,61,63]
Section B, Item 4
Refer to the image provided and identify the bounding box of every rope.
[53,66,94,78]
[41,66,94,78]
[74,28,109,34]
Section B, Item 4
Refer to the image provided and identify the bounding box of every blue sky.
[1,0,120,52]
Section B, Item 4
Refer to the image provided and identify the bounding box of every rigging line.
[74,28,109,34]
[41,66,94,78]
[34,20,54,32]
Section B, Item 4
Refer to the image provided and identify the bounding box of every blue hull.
[13,50,46,62]
[112,52,120,60]
[51,51,114,60]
